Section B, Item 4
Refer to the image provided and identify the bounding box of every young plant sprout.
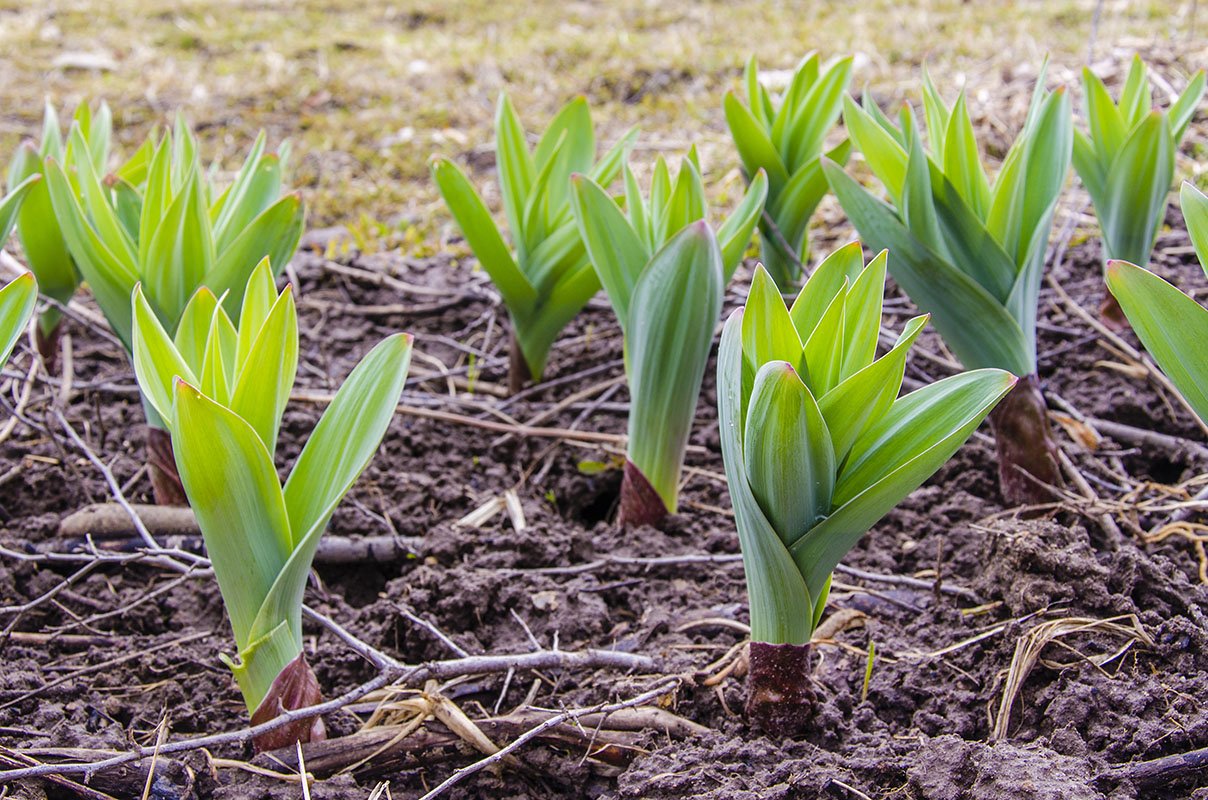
[724,53,854,288]
[571,152,766,526]
[431,93,637,393]
[45,115,305,505]
[132,265,413,750]
[1106,183,1208,426]
[0,273,38,369]
[131,257,297,455]
[824,69,1072,506]
[718,246,1014,735]
[6,102,119,366]
[1074,56,1205,326]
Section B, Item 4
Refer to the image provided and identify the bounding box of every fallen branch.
[1087,417,1208,463]
[0,746,194,800]
[0,648,656,785]
[254,703,703,779]
[1108,745,1208,790]
[57,504,421,564]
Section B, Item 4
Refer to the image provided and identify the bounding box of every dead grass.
[0,0,1203,239]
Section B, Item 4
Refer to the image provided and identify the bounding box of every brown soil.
[1,210,1207,799]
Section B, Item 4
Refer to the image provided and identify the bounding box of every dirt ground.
[1,202,1207,798]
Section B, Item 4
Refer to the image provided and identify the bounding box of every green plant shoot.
[718,245,1014,734]
[724,53,854,287]
[824,68,1071,505]
[45,114,305,504]
[571,152,765,525]
[6,102,117,362]
[132,265,413,750]
[1074,56,1205,273]
[431,93,637,392]
[132,256,297,454]
[1106,183,1208,426]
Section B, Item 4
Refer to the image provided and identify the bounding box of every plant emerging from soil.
[6,102,120,367]
[132,264,413,750]
[724,53,853,288]
[1073,56,1205,326]
[1107,182,1208,426]
[824,68,1071,507]
[431,93,637,393]
[571,151,766,526]
[717,243,1014,735]
[44,115,305,505]
[0,272,37,370]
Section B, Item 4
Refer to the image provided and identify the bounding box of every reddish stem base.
[146,427,189,507]
[745,641,816,737]
[35,321,62,374]
[617,459,669,529]
[251,653,327,752]
[987,373,1062,507]
[508,331,532,396]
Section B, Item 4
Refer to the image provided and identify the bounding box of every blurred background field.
[0,0,1203,247]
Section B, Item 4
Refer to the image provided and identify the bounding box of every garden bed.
[1,203,1206,799]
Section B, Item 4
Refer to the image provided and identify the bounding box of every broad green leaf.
[789,240,862,340]
[843,95,908,205]
[283,333,413,549]
[782,56,853,173]
[131,284,199,427]
[1118,56,1151,128]
[792,369,1015,595]
[235,257,277,365]
[626,222,723,512]
[1170,71,1206,142]
[1101,112,1172,264]
[43,159,140,347]
[200,302,238,403]
[495,93,536,253]
[1082,68,1126,161]
[820,314,928,462]
[172,381,292,650]
[0,273,37,367]
[942,93,991,218]
[920,71,951,161]
[836,369,1016,504]
[144,169,214,326]
[208,193,304,315]
[717,169,768,280]
[743,361,834,545]
[430,157,536,316]
[0,173,39,252]
[1181,182,1208,276]
[1106,261,1208,424]
[229,288,298,453]
[724,91,790,193]
[717,309,814,645]
[516,259,600,379]
[742,265,803,370]
[931,172,1018,302]
[824,160,1034,375]
[571,173,648,331]
[839,249,887,379]
[174,286,221,374]
[802,284,846,396]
